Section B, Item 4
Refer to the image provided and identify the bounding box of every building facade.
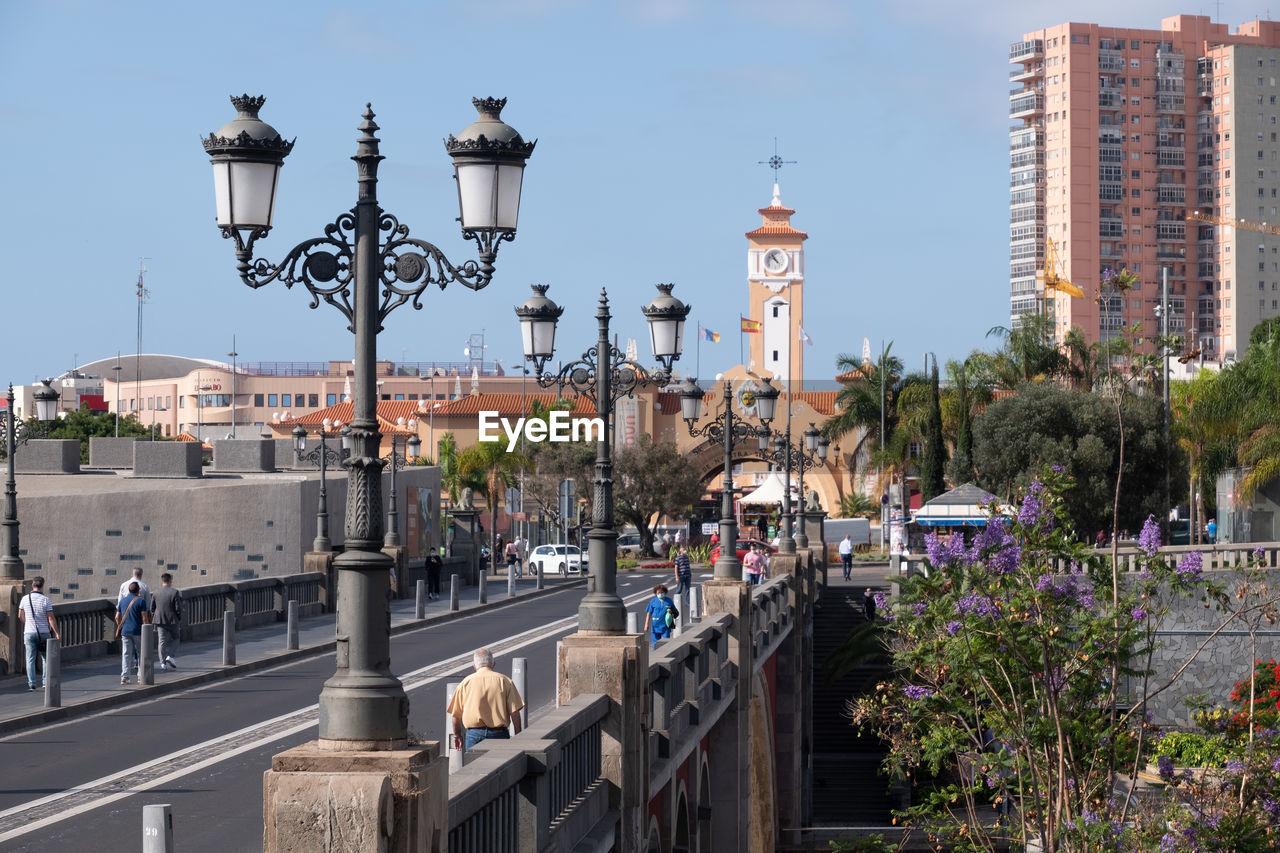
[1010,14,1280,362]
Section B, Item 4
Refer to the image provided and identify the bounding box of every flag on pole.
[740,317,762,333]
[698,322,721,343]
[799,326,814,346]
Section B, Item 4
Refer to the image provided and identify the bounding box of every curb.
[0,578,587,736]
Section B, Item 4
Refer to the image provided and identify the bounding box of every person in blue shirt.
[643,583,677,649]
[1206,518,1217,544]
[115,581,150,685]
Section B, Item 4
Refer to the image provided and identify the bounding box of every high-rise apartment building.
[1010,15,1280,362]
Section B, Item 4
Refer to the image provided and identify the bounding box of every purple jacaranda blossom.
[911,602,926,616]
[955,593,999,619]
[1225,758,1245,775]
[924,530,975,569]
[1034,568,1095,610]
[1159,834,1177,853]
[1254,545,1266,561]
[1131,606,1148,622]
[1175,551,1203,579]
[1157,754,1175,779]
[1137,514,1161,556]
[1017,492,1043,527]
[945,621,963,635]
[902,685,933,700]
[1051,463,1065,473]
[1044,666,1067,692]
[987,544,1022,575]
[1272,755,1280,773]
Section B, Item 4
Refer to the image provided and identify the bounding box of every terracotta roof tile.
[745,224,809,238]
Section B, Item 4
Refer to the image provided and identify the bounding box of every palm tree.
[458,440,534,572]
[1227,334,1280,504]
[982,312,1065,388]
[1171,371,1239,542]
[943,355,992,485]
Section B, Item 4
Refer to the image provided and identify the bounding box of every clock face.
[762,248,789,275]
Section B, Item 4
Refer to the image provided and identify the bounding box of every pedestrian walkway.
[0,574,584,735]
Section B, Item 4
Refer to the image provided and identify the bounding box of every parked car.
[709,538,778,564]
[617,533,642,556]
[530,544,586,575]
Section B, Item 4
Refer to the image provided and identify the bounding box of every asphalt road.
[0,571,675,853]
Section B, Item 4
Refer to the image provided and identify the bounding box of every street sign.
[558,478,575,521]
[505,486,520,508]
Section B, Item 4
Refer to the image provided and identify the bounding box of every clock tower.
[746,183,808,388]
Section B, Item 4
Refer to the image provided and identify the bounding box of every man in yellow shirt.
[447,648,525,751]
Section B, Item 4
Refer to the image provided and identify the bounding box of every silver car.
[530,544,585,575]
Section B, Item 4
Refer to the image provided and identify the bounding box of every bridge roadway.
[0,570,676,852]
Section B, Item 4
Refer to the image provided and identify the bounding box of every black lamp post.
[515,283,690,632]
[204,94,533,748]
[762,423,828,552]
[293,420,350,553]
[680,376,778,579]
[1,381,60,581]
[382,428,421,549]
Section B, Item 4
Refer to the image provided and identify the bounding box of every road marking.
[0,588,654,843]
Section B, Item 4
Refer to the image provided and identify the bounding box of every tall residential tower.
[1010,15,1280,362]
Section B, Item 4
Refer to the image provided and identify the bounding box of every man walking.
[839,534,854,581]
[118,567,150,608]
[18,576,59,691]
[672,546,692,598]
[150,572,181,671]
[447,648,525,751]
[425,548,443,600]
[115,581,150,685]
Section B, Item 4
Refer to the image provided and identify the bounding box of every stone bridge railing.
[447,573,799,852]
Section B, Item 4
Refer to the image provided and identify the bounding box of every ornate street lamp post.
[382,427,421,548]
[293,420,350,553]
[680,376,778,579]
[204,94,533,748]
[793,423,830,549]
[1,381,60,580]
[760,423,828,553]
[516,283,690,632]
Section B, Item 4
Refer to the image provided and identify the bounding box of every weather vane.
[758,138,796,181]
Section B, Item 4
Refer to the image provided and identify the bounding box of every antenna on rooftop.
[136,257,151,409]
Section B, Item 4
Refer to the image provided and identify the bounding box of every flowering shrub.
[1228,659,1280,730]
[848,467,1244,852]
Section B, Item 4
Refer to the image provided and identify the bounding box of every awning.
[739,472,798,505]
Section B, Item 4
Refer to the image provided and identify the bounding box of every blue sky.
[0,0,1196,386]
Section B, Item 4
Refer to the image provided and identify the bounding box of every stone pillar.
[557,633,648,853]
[0,581,29,677]
[382,545,406,599]
[701,578,753,853]
[766,553,806,835]
[263,741,447,853]
[304,551,338,613]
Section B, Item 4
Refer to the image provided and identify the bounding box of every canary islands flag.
[698,322,720,343]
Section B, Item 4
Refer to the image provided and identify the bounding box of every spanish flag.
[740,317,762,333]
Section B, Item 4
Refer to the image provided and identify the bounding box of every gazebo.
[912,483,1000,528]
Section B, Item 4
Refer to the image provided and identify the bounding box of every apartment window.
[1131,115,1139,124]
[772,350,779,362]
[280,394,292,407]
[1131,264,1141,272]
[1131,170,1141,179]
[1132,189,1141,197]
[394,394,405,401]
[1130,59,1139,68]
[304,394,315,407]
[1261,281,1267,290]
[326,393,337,406]
[1132,207,1141,215]
[267,394,278,407]
[165,396,171,410]
[1131,133,1141,142]
[1131,40,1139,49]
[1131,152,1140,160]
[178,398,183,409]
[1258,77,1264,85]
[253,393,264,406]
[1131,78,1139,86]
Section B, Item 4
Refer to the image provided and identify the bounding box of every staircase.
[810,584,899,825]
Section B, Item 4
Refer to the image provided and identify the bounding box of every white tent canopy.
[740,472,798,505]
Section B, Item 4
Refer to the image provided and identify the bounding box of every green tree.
[23,406,153,463]
[458,440,533,569]
[971,383,1170,537]
[980,312,1065,388]
[434,433,478,504]
[612,435,703,558]
[838,492,877,519]
[919,359,946,501]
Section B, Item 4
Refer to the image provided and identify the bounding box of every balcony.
[1157,94,1186,113]
[1157,187,1186,205]
[1197,153,1215,167]
[1157,223,1187,241]
[1010,93,1045,118]
[1157,151,1186,167]
[1099,183,1124,201]
[1197,76,1213,97]
[1010,130,1044,151]
[1010,168,1043,188]
[1157,247,1188,260]
[1010,40,1045,62]
[1009,205,1045,224]
[1010,150,1046,168]
[1198,189,1217,206]
[1099,50,1125,72]
[1199,262,1216,278]
[1100,218,1125,238]
[1010,63,1044,82]
[1011,187,1046,205]
[1099,90,1124,109]
[1099,146,1123,163]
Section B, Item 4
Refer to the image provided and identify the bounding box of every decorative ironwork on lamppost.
[680,375,779,579]
[759,423,828,553]
[515,283,690,632]
[793,423,830,549]
[293,420,351,553]
[382,426,421,548]
[204,94,533,748]
[1,381,60,580]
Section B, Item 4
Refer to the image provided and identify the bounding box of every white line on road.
[0,588,654,843]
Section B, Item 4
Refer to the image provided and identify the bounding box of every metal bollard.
[555,640,562,708]
[508,571,515,598]
[536,560,544,590]
[450,574,459,611]
[680,590,690,628]
[511,657,528,730]
[222,611,236,666]
[286,600,299,650]
[626,611,639,634]
[690,585,700,620]
[478,572,488,605]
[415,580,426,619]
[44,637,61,708]
[140,624,155,685]
[142,803,174,853]
[446,682,462,773]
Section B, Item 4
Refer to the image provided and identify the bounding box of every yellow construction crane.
[1037,236,1085,298]
[1187,209,1280,236]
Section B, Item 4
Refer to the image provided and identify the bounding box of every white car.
[530,544,586,575]
[617,533,642,556]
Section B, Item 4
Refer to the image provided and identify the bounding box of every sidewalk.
[0,575,585,735]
